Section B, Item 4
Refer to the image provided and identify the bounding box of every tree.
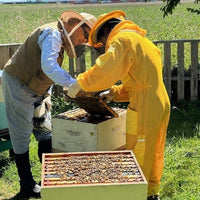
[160,0,200,17]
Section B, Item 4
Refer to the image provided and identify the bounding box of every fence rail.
[0,39,200,101]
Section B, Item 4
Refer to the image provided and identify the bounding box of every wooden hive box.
[0,75,8,130]
[52,108,126,152]
[41,150,147,200]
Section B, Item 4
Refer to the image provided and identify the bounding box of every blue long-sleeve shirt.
[38,28,76,88]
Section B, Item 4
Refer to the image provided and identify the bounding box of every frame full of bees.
[41,150,147,200]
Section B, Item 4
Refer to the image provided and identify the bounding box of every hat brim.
[60,11,84,23]
[60,11,95,30]
[88,10,126,47]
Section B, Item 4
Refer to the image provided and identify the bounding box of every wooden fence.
[0,39,200,101]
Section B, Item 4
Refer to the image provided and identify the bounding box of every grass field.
[0,1,199,68]
[0,2,200,200]
[0,1,200,44]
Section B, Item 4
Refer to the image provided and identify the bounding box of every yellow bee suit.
[77,20,170,196]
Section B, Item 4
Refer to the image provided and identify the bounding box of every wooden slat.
[0,43,20,69]
[190,41,199,101]
[69,58,75,78]
[177,41,185,100]
[10,44,20,57]
[154,39,200,44]
[75,56,85,76]
[0,45,9,69]
[163,41,171,99]
[75,46,86,76]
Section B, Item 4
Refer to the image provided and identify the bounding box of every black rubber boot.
[15,151,41,198]
[38,139,52,163]
[147,195,160,200]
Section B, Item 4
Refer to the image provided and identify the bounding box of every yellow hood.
[88,10,126,48]
[105,20,147,50]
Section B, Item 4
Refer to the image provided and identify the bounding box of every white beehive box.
[52,108,126,152]
[41,150,147,200]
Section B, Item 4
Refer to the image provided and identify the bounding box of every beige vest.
[4,22,64,96]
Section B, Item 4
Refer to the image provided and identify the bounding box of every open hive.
[55,107,125,123]
[41,151,147,200]
[52,108,127,152]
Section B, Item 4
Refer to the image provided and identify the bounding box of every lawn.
[0,2,200,44]
[0,2,200,200]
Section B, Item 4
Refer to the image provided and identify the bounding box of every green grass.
[0,2,200,43]
[0,2,200,200]
[161,137,200,200]
[160,101,200,199]
[0,2,199,69]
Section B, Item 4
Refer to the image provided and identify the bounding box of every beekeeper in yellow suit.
[67,10,170,200]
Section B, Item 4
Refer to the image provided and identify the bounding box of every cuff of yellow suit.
[76,76,89,92]
[148,183,160,197]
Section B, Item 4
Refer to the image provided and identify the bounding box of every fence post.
[163,41,171,99]
[69,57,75,78]
[75,46,86,76]
[177,41,185,100]
[190,41,199,101]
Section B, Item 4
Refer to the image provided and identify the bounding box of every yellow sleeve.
[111,84,130,102]
[77,38,132,92]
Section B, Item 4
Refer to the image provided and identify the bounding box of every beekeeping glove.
[99,89,114,102]
[67,80,82,98]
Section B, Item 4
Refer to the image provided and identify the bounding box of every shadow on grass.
[0,156,15,178]
[2,192,34,200]
[167,100,200,139]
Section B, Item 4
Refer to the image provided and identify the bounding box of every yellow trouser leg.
[126,108,168,197]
